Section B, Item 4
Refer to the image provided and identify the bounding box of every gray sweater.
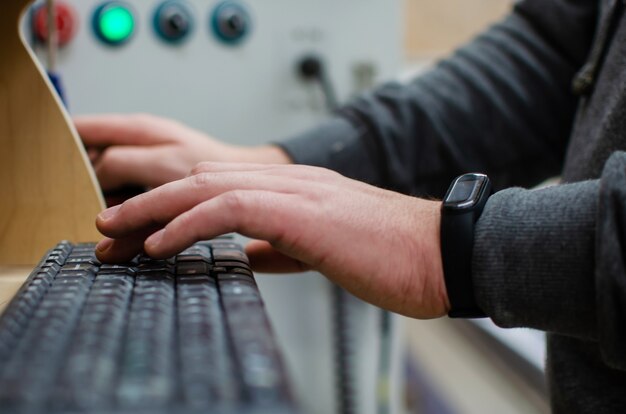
[279,0,626,412]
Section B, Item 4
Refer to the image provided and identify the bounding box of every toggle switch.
[211,1,251,45]
[33,2,78,47]
[92,1,136,46]
[154,1,194,44]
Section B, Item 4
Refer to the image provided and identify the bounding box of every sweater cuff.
[276,117,383,186]
[473,180,598,339]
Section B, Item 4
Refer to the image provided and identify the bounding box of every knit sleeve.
[278,0,598,197]
[473,151,626,370]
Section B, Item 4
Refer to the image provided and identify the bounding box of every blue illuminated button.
[154,1,194,43]
[92,1,136,46]
[211,1,251,45]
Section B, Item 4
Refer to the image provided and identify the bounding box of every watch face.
[447,179,476,203]
[444,173,489,210]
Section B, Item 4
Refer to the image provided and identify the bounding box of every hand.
[94,162,449,318]
[75,113,291,191]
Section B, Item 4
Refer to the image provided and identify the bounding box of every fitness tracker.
[441,173,492,318]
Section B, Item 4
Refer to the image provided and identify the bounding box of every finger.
[75,114,172,147]
[95,146,169,191]
[190,161,339,182]
[87,147,102,164]
[245,240,311,273]
[141,191,301,259]
[97,173,306,239]
[95,224,161,263]
[187,161,280,177]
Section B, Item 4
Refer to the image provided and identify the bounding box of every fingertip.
[145,229,165,252]
[95,237,113,254]
[94,238,135,264]
[98,205,121,222]
[96,205,121,233]
[244,239,272,255]
[144,229,179,260]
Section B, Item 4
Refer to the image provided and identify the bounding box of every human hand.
[94,162,449,318]
[75,113,291,191]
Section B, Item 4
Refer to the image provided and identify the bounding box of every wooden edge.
[17,18,106,211]
[0,0,105,266]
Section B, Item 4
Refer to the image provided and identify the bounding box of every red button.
[33,2,78,47]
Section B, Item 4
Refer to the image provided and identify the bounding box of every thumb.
[245,240,311,274]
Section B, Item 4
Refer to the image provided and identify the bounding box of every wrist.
[405,198,450,318]
[423,201,451,317]
[440,173,492,318]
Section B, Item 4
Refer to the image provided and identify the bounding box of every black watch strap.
[440,173,492,318]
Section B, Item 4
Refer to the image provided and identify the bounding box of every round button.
[154,1,194,43]
[33,2,78,47]
[211,2,251,45]
[92,2,136,46]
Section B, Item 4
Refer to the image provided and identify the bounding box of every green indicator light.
[95,3,135,45]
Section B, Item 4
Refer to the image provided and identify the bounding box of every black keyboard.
[0,238,297,414]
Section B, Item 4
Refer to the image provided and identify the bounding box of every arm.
[89,149,626,361]
[473,151,626,369]
[279,0,599,196]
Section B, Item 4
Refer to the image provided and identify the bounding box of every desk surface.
[0,267,31,313]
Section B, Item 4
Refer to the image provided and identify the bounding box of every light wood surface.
[0,0,105,268]
[405,0,512,59]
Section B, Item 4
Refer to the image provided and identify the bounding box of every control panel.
[24,0,402,144]
[23,2,403,414]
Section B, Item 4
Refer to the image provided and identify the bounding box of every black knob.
[211,2,250,45]
[154,1,193,43]
[298,55,323,80]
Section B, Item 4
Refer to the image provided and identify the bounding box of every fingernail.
[146,229,165,248]
[98,205,121,221]
[96,238,114,252]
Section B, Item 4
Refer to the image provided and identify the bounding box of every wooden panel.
[0,0,105,266]
[405,0,512,59]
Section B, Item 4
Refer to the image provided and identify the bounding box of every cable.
[376,310,393,414]
[297,54,395,414]
[296,54,357,414]
[297,54,339,111]
[332,285,356,414]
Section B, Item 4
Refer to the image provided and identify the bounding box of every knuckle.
[298,164,339,179]
[317,165,340,178]
[221,190,248,214]
[190,162,212,176]
[190,172,212,189]
[97,148,121,176]
[100,146,121,163]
